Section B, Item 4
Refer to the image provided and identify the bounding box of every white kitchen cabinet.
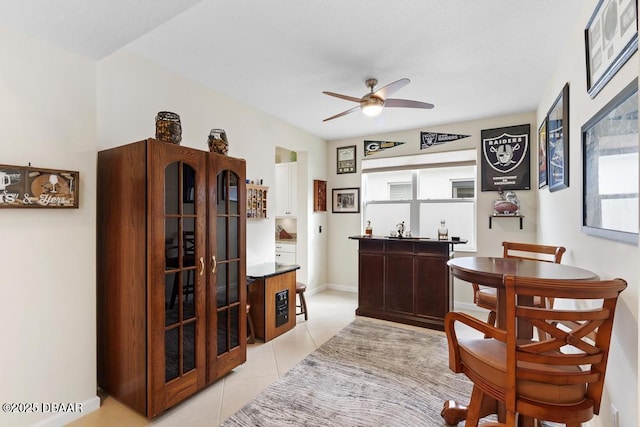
[275,162,297,217]
[275,242,296,264]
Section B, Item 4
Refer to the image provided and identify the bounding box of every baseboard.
[31,395,100,427]
[324,283,358,294]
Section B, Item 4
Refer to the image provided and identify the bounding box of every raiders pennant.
[420,132,469,149]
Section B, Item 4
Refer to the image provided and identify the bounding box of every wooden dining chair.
[445,274,627,427]
[473,241,566,327]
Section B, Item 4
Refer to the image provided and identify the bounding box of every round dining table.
[448,256,599,287]
[441,256,599,426]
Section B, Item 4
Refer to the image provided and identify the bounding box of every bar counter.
[349,235,466,331]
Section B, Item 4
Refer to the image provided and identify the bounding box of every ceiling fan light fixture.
[360,96,384,117]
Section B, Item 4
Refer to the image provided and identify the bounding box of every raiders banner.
[420,132,469,149]
[364,140,405,156]
[481,124,530,191]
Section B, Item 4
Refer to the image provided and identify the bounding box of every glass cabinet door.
[207,155,246,382]
[148,142,206,417]
[163,162,199,381]
[215,169,241,355]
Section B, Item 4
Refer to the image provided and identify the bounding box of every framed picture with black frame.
[585,0,638,98]
[332,187,360,213]
[582,78,638,245]
[538,118,548,189]
[336,145,356,174]
[547,83,570,192]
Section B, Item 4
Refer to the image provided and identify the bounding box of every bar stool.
[246,303,255,344]
[296,282,308,321]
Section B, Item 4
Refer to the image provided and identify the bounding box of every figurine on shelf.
[396,221,405,238]
[493,188,520,215]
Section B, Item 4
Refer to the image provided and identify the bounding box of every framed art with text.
[332,187,360,213]
[0,164,79,208]
[480,124,530,191]
[585,0,638,98]
[582,79,638,245]
[337,145,356,174]
[538,118,548,189]
[547,83,570,192]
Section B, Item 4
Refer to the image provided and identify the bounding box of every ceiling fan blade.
[322,91,362,103]
[385,98,435,109]
[373,78,410,99]
[323,106,360,122]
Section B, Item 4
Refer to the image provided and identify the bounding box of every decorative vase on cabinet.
[97,138,247,418]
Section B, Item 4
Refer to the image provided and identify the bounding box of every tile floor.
[68,289,365,427]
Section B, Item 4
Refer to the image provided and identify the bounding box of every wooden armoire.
[97,138,247,418]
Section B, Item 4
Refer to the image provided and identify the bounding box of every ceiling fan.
[322,78,434,122]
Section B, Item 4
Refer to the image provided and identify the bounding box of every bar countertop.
[349,235,467,244]
[247,262,300,279]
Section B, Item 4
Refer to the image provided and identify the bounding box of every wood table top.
[447,256,599,287]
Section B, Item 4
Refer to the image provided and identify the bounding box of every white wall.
[0,27,99,426]
[97,50,328,290]
[327,111,539,302]
[536,2,639,426]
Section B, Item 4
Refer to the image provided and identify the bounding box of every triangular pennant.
[420,132,470,149]
[364,140,405,156]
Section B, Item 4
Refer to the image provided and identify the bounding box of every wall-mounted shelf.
[489,214,524,229]
[313,179,327,212]
[247,184,268,219]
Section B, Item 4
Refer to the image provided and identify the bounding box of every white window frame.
[362,150,477,251]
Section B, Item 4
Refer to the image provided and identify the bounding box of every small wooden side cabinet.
[313,179,327,212]
[247,263,300,342]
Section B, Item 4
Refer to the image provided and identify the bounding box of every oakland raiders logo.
[482,132,529,173]
[422,133,437,146]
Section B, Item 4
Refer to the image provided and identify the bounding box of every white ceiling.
[1,0,584,141]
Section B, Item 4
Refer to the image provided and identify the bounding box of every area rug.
[222,317,489,427]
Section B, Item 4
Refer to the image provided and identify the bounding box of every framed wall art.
[480,124,530,191]
[585,0,638,98]
[0,164,79,208]
[547,83,570,192]
[582,79,638,245]
[332,187,360,213]
[538,118,548,189]
[337,145,356,174]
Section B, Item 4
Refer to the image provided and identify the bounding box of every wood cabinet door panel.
[415,255,449,319]
[206,153,247,383]
[385,255,414,313]
[147,140,208,417]
[358,253,384,310]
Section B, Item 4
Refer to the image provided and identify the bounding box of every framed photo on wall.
[332,187,360,213]
[547,83,570,192]
[585,0,638,98]
[538,118,548,189]
[582,79,638,245]
[337,145,356,174]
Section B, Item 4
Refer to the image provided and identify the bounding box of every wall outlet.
[611,403,619,427]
